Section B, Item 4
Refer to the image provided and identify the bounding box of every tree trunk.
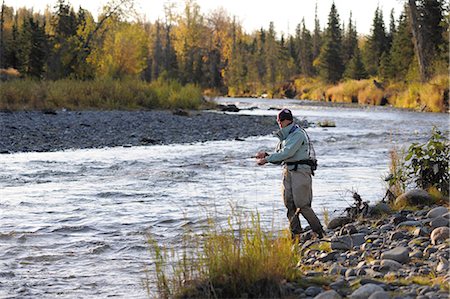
[0,0,5,69]
[407,0,428,82]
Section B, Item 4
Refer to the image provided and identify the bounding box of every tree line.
[0,0,448,95]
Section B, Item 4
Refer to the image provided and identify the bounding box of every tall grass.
[0,78,203,110]
[146,211,306,299]
[292,75,448,112]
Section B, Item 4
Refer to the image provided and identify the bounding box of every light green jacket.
[266,123,310,171]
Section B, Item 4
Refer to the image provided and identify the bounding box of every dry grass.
[146,211,306,298]
[0,78,203,110]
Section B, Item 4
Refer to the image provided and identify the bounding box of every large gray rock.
[350,283,384,299]
[394,189,433,207]
[314,290,342,299]
[328,216,353,229]
[381,247,410,264]
[427,206,449,219]
[430,227,450,245]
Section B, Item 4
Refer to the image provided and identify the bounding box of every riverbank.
[0,109,276,154]
[149,196,450,298]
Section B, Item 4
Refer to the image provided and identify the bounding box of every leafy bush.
[404,128,449,196]
[388,127,449,198]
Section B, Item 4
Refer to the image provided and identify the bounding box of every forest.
[0,0,448,111]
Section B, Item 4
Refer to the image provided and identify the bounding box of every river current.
[0,98,447,298]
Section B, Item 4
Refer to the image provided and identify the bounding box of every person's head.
[276,108,293,128]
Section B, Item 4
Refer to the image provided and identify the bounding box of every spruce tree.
[363,7,388,76]
[344,46,367,80]
[342,12,358,65]
[389,12,414,80]
[299,19,314,76]
[316,3,344,83]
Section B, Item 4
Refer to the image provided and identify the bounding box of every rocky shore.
[0,109,276,153]
[284,190,450,299]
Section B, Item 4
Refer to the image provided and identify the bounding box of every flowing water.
[0,98,447,298]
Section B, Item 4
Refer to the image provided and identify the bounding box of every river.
[0,98,447,298]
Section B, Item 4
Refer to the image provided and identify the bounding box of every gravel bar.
[0,110,277,153]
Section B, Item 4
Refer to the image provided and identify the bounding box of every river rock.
[380,259,403,271]
[350,283,384,299]
[381,247,410,264]
[430,227,450,245]
[331,233,366,250]
[314,290,342,299]
[394,189,433,207]
[328,217,353,229]
[396,220,422,229]
[305,286,323,297]
[426,206,448,219]
[430,216,450,229]
[369,202,392,216]
[368,291,390,299]
[413,227,429,237]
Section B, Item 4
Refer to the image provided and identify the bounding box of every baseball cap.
[277,108,293,122]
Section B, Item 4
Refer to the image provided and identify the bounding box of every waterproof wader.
[282,167,323,238]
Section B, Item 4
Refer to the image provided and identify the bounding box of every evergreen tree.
[363,6,388,76]
[342,12,358,65]
[378,51,394,81]
[312,2,322,61]
[28,18,47,78]
[316,3,344,83]
[299,19,314,76]
[418,0,445,70]
[389,12,414,80]
[344,46,367,80]
[387,9,396,49]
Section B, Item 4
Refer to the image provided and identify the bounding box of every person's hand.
[256,158,267,165]
[255,151,268,159]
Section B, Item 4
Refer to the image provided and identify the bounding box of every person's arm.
[266,132,303,164]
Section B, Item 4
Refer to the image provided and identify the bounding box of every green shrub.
[388,127,449,198]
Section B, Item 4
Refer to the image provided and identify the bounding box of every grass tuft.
[146,211,309,298]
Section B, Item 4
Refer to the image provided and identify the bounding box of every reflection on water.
[0,99,447,298]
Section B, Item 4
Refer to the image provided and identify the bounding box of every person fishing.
[255,108,325,240]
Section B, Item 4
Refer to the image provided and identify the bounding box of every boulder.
[430,227,450,245]
[381,247,410,264]
[328,216,353,229]
[394,189,434,207]
[369,202,392,216]
[426,206,449,219]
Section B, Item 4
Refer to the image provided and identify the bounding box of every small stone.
[430,226,450,245]
[394,189,434,207]
[430,216,450,229]
[381,259,403,271]
[409,250,423,259]
[397,220,423,229]
[427,206,449,219]
[381,247,410,264]
[314,290,342,299]
[350,283,384,299]
[368,291,390,299]
[328,217,353,229]
[413,227,429,237]
[389,231,406,241]
[305,286,323,297]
